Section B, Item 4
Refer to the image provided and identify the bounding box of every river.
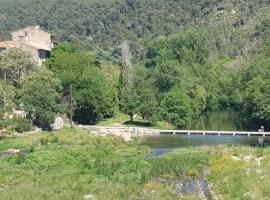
[141,134,270,150]
[191,109,243,131]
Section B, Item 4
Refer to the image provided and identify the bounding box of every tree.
[20,69,62,130]
[160,87,192,128]
[0,48,36,84]
[47,43,117,124]
[120,85,138,121]
[243,77,270,123]
[239,54,270,128]
[133,65,158,122]
[119,40,138,121]
[136,83,158,122]
[73,68,116,124]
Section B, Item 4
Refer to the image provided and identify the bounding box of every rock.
[7,149,21,154]
[255,157,264,166]
[243,156,252,161]
[52,115,68,130]
[13,109,27,118]
[150,190,155,194]
[158,178,166,183]
[83,194,96,200]
[232,156,241,161]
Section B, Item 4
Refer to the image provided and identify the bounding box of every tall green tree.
[20,69,62,130]
[119,40,138,121]
[133,66,158,122]
[160,87,192,128]
[48,43,117,124]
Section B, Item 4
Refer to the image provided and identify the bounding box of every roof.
[12,26,52,36]
[0,40,14,48]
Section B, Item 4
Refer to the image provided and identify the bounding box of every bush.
[30,144,36,153]
[50,136,59,143]
[8,116,32,133]
[15,153,26,165]
[40,138,49,146]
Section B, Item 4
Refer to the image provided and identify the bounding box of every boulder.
[83,194,96,200]
[52,115,70,130]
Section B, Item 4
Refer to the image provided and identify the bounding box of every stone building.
[0,26,54,66]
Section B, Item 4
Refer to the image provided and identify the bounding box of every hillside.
[1,0,270,59]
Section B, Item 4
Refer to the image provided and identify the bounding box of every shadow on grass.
[123,120,154,127]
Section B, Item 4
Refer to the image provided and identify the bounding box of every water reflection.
[140,135,270,148]
[192,109,243,131]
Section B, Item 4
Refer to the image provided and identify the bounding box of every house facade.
[0,26,54,66]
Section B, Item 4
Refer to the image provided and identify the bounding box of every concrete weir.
[77,125,270,138]
[160,130,270,137]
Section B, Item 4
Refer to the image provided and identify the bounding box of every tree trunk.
[129,113,133,121]
[3,69,6,81]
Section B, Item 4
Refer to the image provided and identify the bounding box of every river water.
[140,134,270,149]
[141,134,269,200]
[141,109,269,151]
[191,109,243,131]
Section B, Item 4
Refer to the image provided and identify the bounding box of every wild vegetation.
[0,129,210,199]
[1,0,270,131]
[1,129,270,199]
[1,0,270,59]
[1,31,270,131]
[1,1,270,199]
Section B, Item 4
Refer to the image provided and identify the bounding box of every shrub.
[8,116,32,133]
[15,153,26,165]
[50,136,59,143]
[255,148,264,157]
[40,138,49,146]
[30,144,36,153]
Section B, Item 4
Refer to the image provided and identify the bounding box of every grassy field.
[0,129,270,199]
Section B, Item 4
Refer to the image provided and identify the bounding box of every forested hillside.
[1,0,270,132]
[1,0,270,59]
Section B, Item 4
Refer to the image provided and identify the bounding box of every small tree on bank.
[20,69,62,130]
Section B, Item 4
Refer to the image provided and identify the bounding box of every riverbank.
[1,129,270,199]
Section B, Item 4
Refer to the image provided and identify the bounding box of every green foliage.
[146,29,210,67]
[7,116,32,133]
[160,87,191,128]
[0,0,269,59]
[20,69,62,130]
[120,84,139,121]
[48,43,117,124]
[15,153,26,165]
[0,129,211,199]
[39,138,49,146]
[238,37,270,128]
[143,29,213,126]
[0,81,15,128]
[149,150,209,177]
[0,48,36,84]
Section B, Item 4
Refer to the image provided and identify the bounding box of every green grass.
[2,129,270,199]
[96,112,130,126]
[96,113,175,130]
[207,146,270,200]
[0,129,210,200]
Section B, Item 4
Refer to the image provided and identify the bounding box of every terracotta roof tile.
[0,40,14,48]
